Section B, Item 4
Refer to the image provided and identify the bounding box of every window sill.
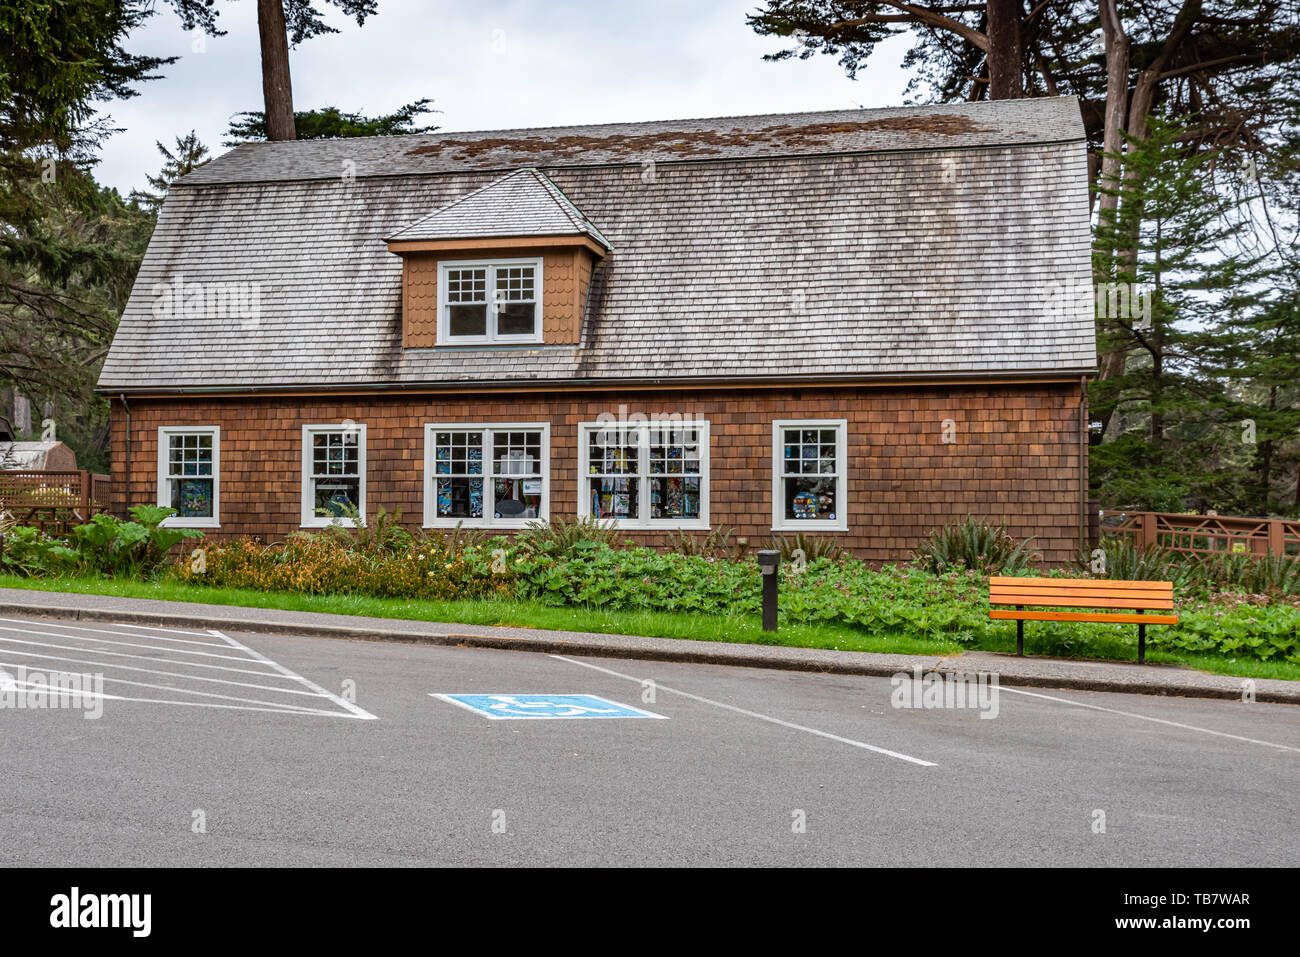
[771,524,848,533]
[586,519,712,531]
[423,519,541,531]
[161,518,220,530]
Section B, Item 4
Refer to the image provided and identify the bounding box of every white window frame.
[437,257,545,345]
[301,423,367,529]
[156,426,220,528]
[576,420,710,530]
[772,419,848,532]
[423,423,551,529]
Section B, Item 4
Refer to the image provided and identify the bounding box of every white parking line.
[0,617,230,647]
[0,648,335,698]
[998,686,1300,755]
[0,659,345,712]
[210,630,377,720]
[0,622,284,663]
[2,618,369,718]
[551,655,936,767]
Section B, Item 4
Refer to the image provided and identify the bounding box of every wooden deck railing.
[1102,510,1300,558]
[0,470,113,533]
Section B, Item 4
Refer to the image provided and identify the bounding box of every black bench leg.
[1138,622,1146,665]
[1016,610,1024,657]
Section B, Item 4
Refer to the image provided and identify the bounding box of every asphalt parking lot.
[0,613,1296,867]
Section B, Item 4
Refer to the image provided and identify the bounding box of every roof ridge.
[200,96,1081,150]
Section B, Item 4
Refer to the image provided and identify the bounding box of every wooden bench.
[988,577,1179,664]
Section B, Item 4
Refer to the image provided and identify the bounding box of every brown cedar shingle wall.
[400,247,593,347]
[111,382,1085,564]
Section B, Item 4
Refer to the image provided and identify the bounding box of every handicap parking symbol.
[432,693,666,720]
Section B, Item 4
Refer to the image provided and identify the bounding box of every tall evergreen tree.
[129,132,211,213]
[1090,112,1275,512]
[0,0,166,466]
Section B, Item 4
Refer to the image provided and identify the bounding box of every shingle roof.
[99,97,1097,393]
[177,98,1086,185]
[385,168,610,247]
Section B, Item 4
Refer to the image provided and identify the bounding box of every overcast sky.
[95,0,916,196]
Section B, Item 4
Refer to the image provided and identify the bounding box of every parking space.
[0,613,1296,867]
[0,616,373,719]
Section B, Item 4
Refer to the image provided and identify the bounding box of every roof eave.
[98,367,1099,398]
[384,234,610,256]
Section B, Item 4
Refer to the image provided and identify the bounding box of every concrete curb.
[2,595,1297,705]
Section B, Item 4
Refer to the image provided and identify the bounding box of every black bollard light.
[756,549,780,632]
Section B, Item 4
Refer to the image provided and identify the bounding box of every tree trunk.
[1097,0,1129,233]
[257,0,296,141]
[1118,2,1200,275]
[986,0,1023,99]
[1089,0,1131,438]
[1259,385,1277,509]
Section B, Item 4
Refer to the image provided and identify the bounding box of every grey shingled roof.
[99,97,1097,393]
[177,98,1085,185]
[386,168,610,247]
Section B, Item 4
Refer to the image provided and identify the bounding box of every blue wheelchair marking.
[433,693,665,720]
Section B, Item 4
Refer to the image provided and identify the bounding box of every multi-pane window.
[647,426,702,521]
[579,421,709,528]
[156,427,219,527]
[445,267,488,337]
[439,259,542,343]
[301,424,366,527]
[772,420,847,531]
[424,424,549,527]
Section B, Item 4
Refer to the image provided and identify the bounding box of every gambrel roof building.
[100,96,1096,561]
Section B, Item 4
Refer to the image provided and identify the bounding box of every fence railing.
[1101,510,1300,558]
[0,470,113,534]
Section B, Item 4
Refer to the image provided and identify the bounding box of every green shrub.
[664,526,743,560]
[913,517,1038,574]
[1157,599,1300,662]
[0,524,81,577]
[173,533,515,600]
[515,515,625,554]
[768,532,845,563]
[70,506,204,577]
[1200,552,1300,596]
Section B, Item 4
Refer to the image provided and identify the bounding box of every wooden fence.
[1101,510,1300,559]
[0,470,113,534]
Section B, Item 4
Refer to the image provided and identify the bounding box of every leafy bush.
[768,532,845,563]
[174,534,515,600]
[665,526,742,560]
[515,515,625,554]
[1156,598,1300,661]
[1074,535,1188,584]
[0,506,201,579]
[0,524,80,577]
[71,506,205,577]
[913,517,1038,574]
[1198,552,1300,596]
[303,504,414,554]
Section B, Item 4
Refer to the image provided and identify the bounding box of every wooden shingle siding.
[399,246,591,346]
[402,253,439,348]
[111,381,1086,564]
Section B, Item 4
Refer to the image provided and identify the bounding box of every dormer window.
[439,257,543,344]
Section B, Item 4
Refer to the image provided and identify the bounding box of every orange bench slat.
[990,576,1173,595]
[989,592,1174,610]
[990,609,1180,625]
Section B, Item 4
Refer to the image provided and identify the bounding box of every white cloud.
[96,0,914,195]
